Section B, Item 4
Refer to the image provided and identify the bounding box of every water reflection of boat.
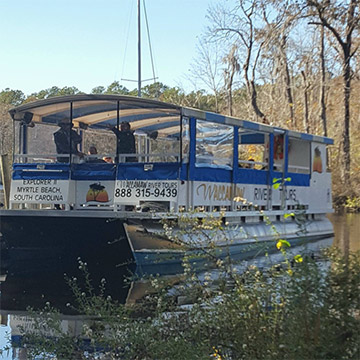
[1,236,335,359]
[0,95,334,275]
[0,263,135,314]
[0,257,181,359]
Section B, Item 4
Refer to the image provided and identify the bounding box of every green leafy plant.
[14,248,360,360]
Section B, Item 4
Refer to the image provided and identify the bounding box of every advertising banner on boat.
[10,179,69,204]
[75,181,115,207]
[113,180,179,204]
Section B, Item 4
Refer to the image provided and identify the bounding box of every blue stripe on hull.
[133,233,332,276]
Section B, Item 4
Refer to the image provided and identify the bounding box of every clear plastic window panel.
[288,138,310,174]
[146,136,180,163]
[196,120,233,168]
[25,123,59,163]
[238,130,268,170]
[83,129,117,163]
[182,117,189,163]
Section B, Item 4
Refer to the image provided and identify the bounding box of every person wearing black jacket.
[108,122,137,162]
[54,118,82,162]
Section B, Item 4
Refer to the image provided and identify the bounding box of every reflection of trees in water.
[330,213,360,254]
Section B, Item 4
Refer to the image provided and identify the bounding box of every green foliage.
[141,82,169,99]
[0,88,25,106]
[272,177,291,190]
[28,86,82,101]
[104,81,130,95]
[345,196,360,212]
[16,248,360,359]
[91,85,106,94]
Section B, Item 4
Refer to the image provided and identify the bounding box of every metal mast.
[137,0,141,97]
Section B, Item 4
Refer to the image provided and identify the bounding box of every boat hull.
[0,210,334,276]
[0,211,133,275]
[128,215,334,275]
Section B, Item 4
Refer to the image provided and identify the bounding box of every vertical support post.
[69,102,73,164]
[188,117,196,178]
[187,117,196,210]
[116,101,120,163]
[282,132,289,210]
[0,154,11,209]
[21,125,27,156]
[232,127,239,210]
[179,112,183,164]
[268,133,274,211]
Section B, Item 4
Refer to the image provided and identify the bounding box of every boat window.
[145,134,180,163]
[13,121,60,163]
[27,123,59,163]
[238,130,268,170]
[182,117,189,163]
[12,99,182,164]
[83,128,116,163]
[196,120,233,168]
[288,138,310,174]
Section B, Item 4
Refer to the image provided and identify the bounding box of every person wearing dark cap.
[54,118,83,162]
[108,122,137,162]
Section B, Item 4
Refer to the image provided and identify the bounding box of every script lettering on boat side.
[196,184,245,202]
[10,179,69,204]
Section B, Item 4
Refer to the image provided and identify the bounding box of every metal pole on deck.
[138,0,141,97]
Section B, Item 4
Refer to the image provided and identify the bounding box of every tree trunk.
[342,46,351,185]
[284,61,295,127]
[301,71,310,133]
[281,36,295,128]
[319,25,327,137]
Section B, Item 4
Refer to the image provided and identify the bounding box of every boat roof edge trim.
[9,94,181,118]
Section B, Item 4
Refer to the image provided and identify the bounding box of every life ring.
[274,136,284,160]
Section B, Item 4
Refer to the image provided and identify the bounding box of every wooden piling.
[0,154,11,209]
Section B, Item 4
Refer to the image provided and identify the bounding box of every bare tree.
[207,0,268,123]
[188,38,224,113]
[301,70,311,133]
[318,24,328,137]
[223,45,240,116]
[307,0,360,184]
[260,0,306,128]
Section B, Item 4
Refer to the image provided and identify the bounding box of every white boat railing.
[13,153,181,164]
[288,165,310,174]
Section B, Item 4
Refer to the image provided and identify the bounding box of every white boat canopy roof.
[9,94,333,144]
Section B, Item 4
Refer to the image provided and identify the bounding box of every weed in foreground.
[9,246,360,360]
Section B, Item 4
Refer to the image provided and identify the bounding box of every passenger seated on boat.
[54,118,83,162]
[261,158,268,170]
[87,146,105,163]
[107,122,137,162]
[246,158,255,169]
[103,156,113,163]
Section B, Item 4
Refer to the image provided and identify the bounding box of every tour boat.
[0,94,334,275]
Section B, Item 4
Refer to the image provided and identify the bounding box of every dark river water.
[0,212,359,359]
